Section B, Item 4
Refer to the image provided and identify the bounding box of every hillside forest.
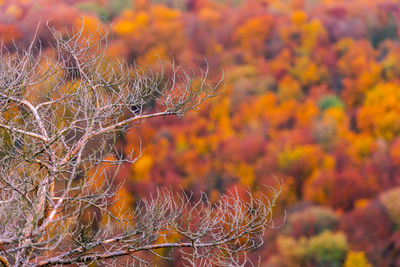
[1,0,400,266]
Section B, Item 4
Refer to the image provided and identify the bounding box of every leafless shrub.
[0,24,282,266]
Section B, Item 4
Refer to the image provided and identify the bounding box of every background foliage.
[1,0,400,265]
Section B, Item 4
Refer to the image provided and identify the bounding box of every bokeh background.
[1,0,400,266]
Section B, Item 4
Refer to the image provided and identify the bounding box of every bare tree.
[0,25,282,266]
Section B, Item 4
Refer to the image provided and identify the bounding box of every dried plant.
[0,25,282,266]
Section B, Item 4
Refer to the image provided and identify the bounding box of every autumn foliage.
[2,0,400,265]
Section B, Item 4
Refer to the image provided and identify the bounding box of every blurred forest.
[1,0,400,265]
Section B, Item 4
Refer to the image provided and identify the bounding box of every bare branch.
[0,22,281,267]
